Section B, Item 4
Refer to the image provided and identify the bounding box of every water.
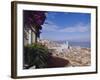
[69,41,91,48]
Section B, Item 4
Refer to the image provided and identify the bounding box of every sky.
[41,11,91,42]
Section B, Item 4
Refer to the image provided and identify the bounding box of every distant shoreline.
[69,41,90,48]
[38,39,91,48]
[70,45,91,49]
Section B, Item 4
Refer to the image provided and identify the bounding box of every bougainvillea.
[24,11,46,29]
[23,10,46,39]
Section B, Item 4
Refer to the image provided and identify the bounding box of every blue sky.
[41,11,91,42]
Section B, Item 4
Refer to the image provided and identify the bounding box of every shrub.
[24,43,50,69]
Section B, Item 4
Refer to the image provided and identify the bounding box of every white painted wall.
[28,29,32,44]
[0,0,100,80]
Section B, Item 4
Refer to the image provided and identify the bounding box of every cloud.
[41,21,90,41]
[59,24,90,32]
[42,21,90,33]
[42,20,59,32]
